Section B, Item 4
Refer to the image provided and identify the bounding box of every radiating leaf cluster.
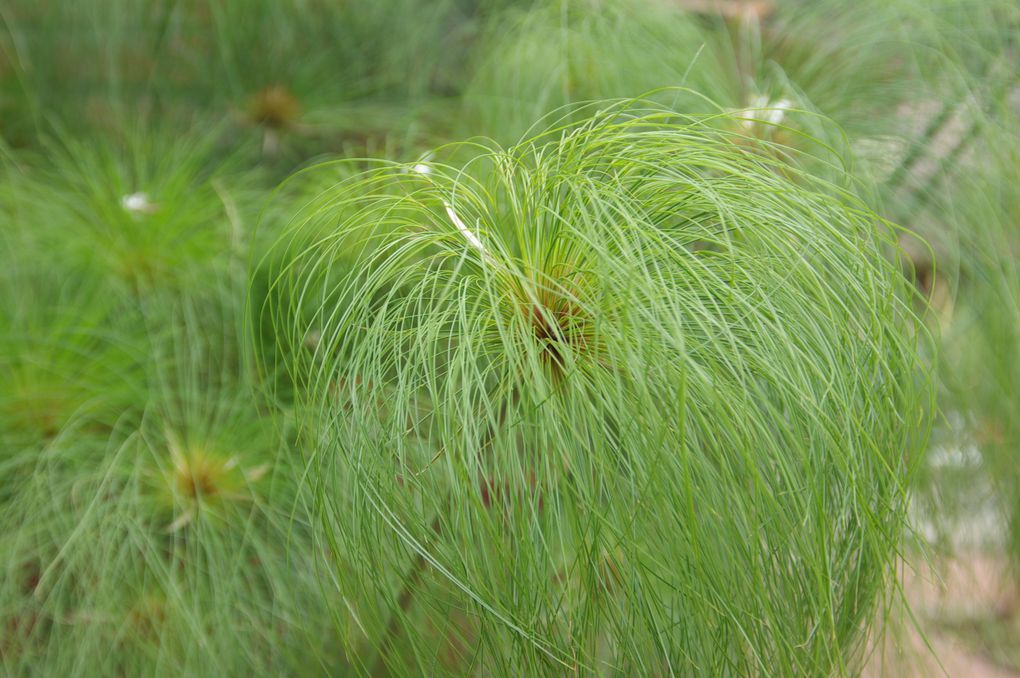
[266,101,931,675]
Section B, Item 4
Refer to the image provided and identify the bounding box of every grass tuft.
[265,98,933,675]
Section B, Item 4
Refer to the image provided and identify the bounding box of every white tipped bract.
[444,200,494,264]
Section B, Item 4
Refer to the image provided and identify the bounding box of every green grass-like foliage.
[266,100,930,675]
[0,278,343,675]
[462,0,718,141]
[939,123,1020,567]
[0,140,345,675]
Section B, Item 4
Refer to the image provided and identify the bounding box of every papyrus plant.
[937,122,1020,570]
[265,101,930,675]
[461,0,928,149]
[461,0,719,142]
[0,279,345,675]
[0,154,343,675]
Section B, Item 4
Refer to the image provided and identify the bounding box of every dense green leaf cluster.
[265,103,930,674]
[0,0,1015,675]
